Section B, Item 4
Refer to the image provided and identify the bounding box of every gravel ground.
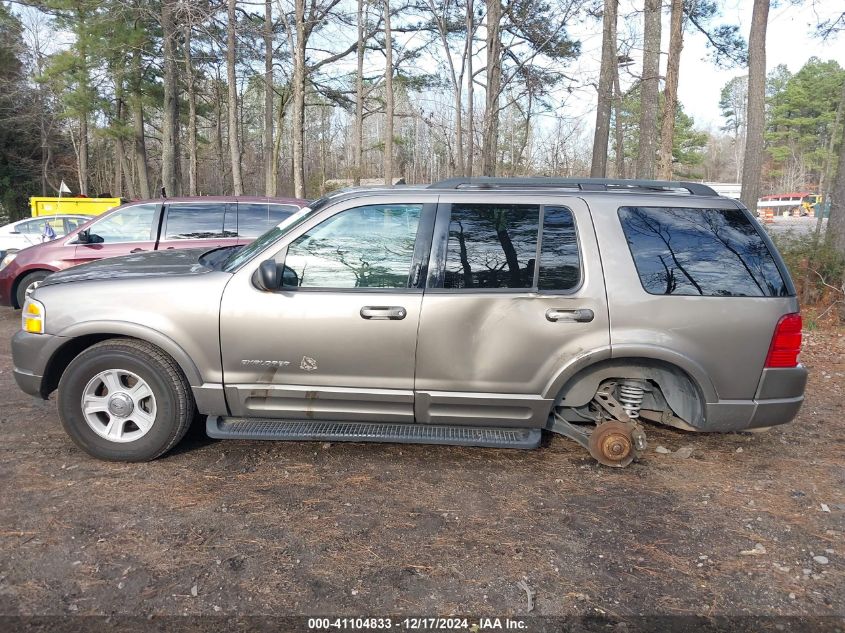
[0,305,843,628]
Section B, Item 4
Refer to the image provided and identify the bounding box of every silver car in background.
[11,179,807,467]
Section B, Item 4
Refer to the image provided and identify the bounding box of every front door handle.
[546,308,594,323]
[360,306,407,320]
[130,248,145,253]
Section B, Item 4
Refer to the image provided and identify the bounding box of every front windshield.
[221,206,317,272]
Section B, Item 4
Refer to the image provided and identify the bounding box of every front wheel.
[57,339,195,461]
[15,270,50,308]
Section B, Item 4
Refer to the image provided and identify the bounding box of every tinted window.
[284,204,421,289]
[538,206,580,291]
[237,203,298,238]
[443,203,539,289]
[618,206,788,297]
[164,204,226,240]
[89,204,157,243]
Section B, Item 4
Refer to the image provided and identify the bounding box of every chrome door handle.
[546,308,594,323]
[360,306,407,320]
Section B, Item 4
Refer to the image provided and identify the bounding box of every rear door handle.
[360,306,407,320]
[546,308,594,323]
[130,248,145,253]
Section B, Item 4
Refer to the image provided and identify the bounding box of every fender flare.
[53,320,204,386]
[543,344,718,404]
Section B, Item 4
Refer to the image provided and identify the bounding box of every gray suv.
[10,179,807,467]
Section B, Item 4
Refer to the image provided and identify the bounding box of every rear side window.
[618,206,788,297]
[164,204,226,240]
[538,206,580,291]
[443,203,540,289]
[237,203,298,238]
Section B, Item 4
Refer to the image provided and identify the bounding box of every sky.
[565,0,845,133]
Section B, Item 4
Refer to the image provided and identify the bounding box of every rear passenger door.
[414,196,610,428]
[158,202,238,251]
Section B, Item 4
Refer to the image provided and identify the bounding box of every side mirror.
[78,230,103,244]
[281,265,299,288]
[254,259,280,291]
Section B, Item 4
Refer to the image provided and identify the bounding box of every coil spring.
[618,381,645,420]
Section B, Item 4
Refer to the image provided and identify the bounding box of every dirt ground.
[0,304,843,626]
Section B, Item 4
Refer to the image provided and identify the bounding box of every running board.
[206,416,542,449]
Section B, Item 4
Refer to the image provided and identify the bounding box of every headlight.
[0,252,16,271]
[22,297,45,334]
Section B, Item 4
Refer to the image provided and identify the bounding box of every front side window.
[65,217,88,233]
[164,204,226,240]
[443,203,540,290]
[16,220,43,234]
[88,204,158,243]
[284,204,421,289]
[618,206,788,297]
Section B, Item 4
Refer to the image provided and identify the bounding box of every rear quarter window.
[618,206,788,297]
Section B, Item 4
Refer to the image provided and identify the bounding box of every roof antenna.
[160,186,167,199]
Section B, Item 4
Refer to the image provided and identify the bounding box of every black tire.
[15,270,50,309]
[57,339,195,461]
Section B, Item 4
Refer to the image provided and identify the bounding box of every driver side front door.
[219,198,436,422]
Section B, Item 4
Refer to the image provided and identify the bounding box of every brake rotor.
[588,420,636,468]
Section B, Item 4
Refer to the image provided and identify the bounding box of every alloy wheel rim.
[80,369,157,443]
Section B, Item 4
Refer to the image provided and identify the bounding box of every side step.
[206,416,542,450]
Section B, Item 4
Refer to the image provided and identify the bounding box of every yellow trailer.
[30,197,122,218]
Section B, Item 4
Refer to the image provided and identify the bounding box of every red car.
[0,196,307,308]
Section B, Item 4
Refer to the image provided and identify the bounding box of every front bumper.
[0,268,13,306]
[11,330,66,398]
[702,366,808,432]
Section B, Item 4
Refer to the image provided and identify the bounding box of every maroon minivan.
[0,196,307,308]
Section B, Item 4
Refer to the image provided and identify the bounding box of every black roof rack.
[428,177,719,197]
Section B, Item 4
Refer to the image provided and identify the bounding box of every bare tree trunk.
[636,0,661,179]
[657,0,683,180]
[113,92,133,199]
[130,49,151,199]
[264,0,275,196]
[465,0,475,177]
[591,0,617,177]
[184,24,199,196]
[291,0,307,198]
[613,64,625,178]
[161,0,181,196]
[272,89,289,194]
[827,80,845,257]
[113,138,122,198]
[383,0,394,185]
[740,0,770,211]
[213,76,228,194]
[78,115,88,195]
[481,0,502,177]
[353,0,365,185]
[227,0,245,196]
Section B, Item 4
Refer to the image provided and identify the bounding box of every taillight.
[765,313,802,368]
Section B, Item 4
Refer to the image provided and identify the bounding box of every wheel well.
[554,358,706,428]
[11,269,52,309]
[41,334,126,397]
